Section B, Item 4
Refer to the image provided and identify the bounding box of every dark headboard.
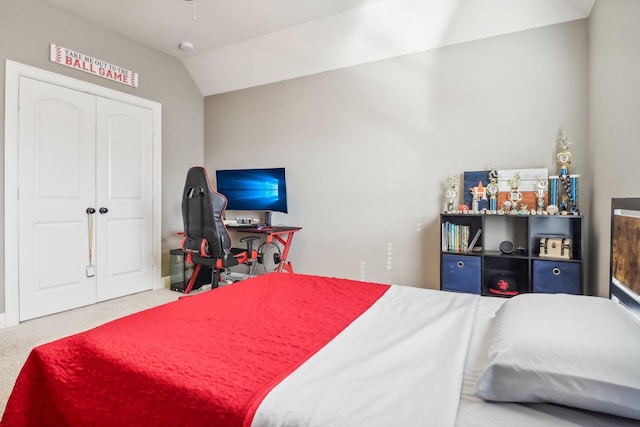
[610,198,640,316]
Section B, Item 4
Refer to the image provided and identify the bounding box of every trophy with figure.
[445,175,458,213]
[536,180,548,214]
[508,172,523,213]
[486,166,500,212]
[555,130,580,214]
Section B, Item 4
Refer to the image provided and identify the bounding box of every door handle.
[99,207,109,214]
[86,207,96,214]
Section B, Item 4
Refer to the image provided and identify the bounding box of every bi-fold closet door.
[18,77,154,321]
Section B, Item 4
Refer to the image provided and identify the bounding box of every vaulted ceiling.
[44,0,595,95]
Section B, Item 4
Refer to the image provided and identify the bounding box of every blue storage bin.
[441,254,481,294]
[532,260,581,294]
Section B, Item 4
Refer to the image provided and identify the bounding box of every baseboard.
[0,312,6,330]
[158,275,170,290]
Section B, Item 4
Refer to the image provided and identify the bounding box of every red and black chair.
[180,166,258,293]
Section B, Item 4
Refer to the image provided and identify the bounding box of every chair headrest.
[184,166,213,196]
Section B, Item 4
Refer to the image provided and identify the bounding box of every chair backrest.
[181,167,233,263]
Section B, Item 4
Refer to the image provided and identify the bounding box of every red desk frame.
[233,226,302,273]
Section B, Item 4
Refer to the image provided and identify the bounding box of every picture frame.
[463,170,490,211]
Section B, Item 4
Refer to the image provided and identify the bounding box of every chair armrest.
[239,235,260,257]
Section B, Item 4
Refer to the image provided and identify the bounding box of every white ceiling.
[44,0,595,96]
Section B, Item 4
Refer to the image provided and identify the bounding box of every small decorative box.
[539,237,572,259]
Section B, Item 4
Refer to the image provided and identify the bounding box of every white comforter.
[252,285,640,427]
[252,286,480,427]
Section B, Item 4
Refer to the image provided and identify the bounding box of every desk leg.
[271,231,296,273]
[282,262,294,273]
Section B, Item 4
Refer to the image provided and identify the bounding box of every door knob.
[86,207,96,214]
[99,207,109,214]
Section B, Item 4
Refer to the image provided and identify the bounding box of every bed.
[2,271,639,427]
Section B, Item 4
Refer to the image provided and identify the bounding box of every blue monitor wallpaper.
[215,168,288,213]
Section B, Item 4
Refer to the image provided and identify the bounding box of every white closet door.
[95,98,154,301]
[18,77,97,321]
[17,78,155,321]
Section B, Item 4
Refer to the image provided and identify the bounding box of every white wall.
[187,0,594,95]
[0,0,204,316]
[1,0,631,314]
[205,20,589,289]
[589,0,640,297]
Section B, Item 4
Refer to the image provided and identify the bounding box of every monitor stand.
[264,211,272,226]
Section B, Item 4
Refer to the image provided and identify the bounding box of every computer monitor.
[215,168,288,224]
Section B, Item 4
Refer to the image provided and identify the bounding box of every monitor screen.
[610,198,640,316]
[215,167,288,213]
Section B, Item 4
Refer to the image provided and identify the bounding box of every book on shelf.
[442,222,473,252]
[467,229,482,251]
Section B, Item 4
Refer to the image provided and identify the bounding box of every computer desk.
[231,226,302,273]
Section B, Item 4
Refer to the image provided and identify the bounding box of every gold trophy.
[486,166,500,212]
[536,180,547,214]
[445,175,458,213]
[556,130,579,214]
[508,172,522,213]
[556,130,572,177]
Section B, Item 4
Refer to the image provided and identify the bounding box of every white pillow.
[475,293,640,420]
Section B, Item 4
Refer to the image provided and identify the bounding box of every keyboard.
[227,223,264,229]
[227,223,301,232]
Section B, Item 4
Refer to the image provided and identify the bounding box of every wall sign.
[50,44,139,88]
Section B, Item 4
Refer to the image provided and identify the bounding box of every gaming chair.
[180,166,258,293]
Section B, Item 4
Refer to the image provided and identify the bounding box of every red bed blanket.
[1,273,389,427]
